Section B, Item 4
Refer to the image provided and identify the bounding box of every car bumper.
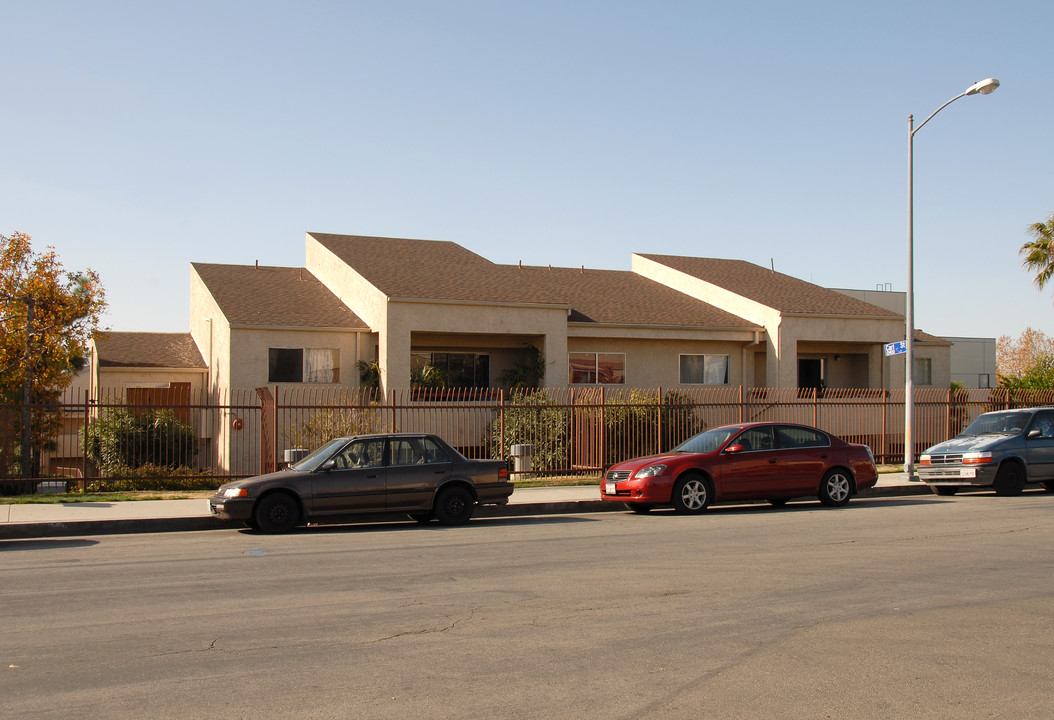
[208,496,255,521]
[599,476,672,504]
[476,482,515,505]
[917,465,995,487]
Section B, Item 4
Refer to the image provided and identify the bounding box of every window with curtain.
[679,354,729,384]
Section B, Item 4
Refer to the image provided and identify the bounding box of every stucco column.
[542,330,568,388]
[379,326,411,394]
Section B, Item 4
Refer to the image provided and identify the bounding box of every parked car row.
[210,408,1054,533]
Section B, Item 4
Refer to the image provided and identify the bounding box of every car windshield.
[960,411,1032,437]
[290,437,350,472]
[673,426,739,454]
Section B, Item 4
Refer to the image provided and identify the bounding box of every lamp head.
[965,78,1000,95]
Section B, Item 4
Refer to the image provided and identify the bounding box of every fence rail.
[3,385,1054,494]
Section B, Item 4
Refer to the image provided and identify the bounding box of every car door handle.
[768,459,778,464]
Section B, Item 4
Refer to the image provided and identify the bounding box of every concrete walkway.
[0,474,929,539]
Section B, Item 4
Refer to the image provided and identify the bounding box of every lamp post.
[905,78,999,478]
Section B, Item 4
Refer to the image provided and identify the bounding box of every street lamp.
[905,77,999,479]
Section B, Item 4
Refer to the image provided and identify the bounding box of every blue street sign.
[884,341,907,357]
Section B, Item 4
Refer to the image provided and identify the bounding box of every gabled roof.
[309,233,757,329]
[94,332,207,369]
[638,254,902,318]
[192,263,368,329]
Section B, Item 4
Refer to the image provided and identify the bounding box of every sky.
[2,0,1052,343]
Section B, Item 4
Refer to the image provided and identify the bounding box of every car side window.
[334,439,384,469]
[735,426,774,452]
[776,426,829,449]
[1028,412,1054,439]
[420,437,451,464]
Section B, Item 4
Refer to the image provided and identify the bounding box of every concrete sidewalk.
[0,474,930,540]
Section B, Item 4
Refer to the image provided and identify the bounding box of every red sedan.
[600,422,878,513]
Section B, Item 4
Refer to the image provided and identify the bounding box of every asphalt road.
[3,493,1053,719]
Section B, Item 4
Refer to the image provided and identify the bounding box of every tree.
[1019,213,1054,294]
[997,328,1054,381]
[1,232,107,477]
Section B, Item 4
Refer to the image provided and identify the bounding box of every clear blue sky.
[3,1,1052,343]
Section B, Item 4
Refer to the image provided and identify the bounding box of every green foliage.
[603,390,706,464]
[82,408,199,475]
[1019,213,1054,293]
[285,406,383,450]
[490,390,569,472]
[356,360,381,389]
[498,344,545,390]
[999,354,1054,390]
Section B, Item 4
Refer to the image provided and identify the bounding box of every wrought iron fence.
[3,385,1054,494]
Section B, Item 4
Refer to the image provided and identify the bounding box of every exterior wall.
[945,336,997,389]
[565,335,754,388]
[227,327,365,391]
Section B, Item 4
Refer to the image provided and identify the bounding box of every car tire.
[671,475,710,514]
[818,468,852,507]
[434,486,474,526]
[254,492,300,534]
[932,486,959,496]
[993,462,1027,496]
[625,503,655,514]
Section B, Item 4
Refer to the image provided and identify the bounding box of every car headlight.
[635,464,666,479]
[223,487,248,498]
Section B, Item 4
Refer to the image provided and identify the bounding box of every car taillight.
[499,468,509,479]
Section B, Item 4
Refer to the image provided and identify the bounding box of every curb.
[0,484,932,540]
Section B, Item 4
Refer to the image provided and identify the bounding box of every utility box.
[509,444,533,475]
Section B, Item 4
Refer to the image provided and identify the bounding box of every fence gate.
[571,388,604,472]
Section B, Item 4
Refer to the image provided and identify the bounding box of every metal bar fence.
[4,385,1054,493]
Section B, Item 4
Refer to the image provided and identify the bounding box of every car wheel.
[818,468,852,507]
[993,462,1026,496]
[672,475,710,514]
[434,486,474,526]
[408,512,435,523]
[254,492,300,534]
[932,486,958,496]
[625,503,655,514]
[768,498,790,507]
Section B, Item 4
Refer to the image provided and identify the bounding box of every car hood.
[923,435,1012,455]
[610,453,685,472]
[222,469,301,489]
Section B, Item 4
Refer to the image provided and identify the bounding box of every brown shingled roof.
[95,332,207,369]
[309,233,757,329]
[192,263,368,329]
[638,254,902,318]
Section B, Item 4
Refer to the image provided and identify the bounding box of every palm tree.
[1020,213,1054,291]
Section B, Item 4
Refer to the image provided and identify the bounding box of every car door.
[385,437,453,511]
[716,426,781,498]
[308,438,387,516]
[1025,411,1054,481]
[771,425,831,494]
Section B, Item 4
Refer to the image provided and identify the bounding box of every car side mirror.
[321,459,337,472]
[725,444,745,453]
[1027,429,1042,439]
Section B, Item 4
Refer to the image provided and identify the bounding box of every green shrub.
[82,408,199,474]
[490,390,570,472]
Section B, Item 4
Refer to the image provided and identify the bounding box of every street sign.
[884,341,907,357]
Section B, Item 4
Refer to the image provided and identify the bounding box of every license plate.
[959,468,977,479]
[604,482,617,495]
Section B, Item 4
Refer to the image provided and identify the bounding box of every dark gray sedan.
[209,433,513,532]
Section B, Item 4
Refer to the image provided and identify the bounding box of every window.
[913,357,932,386]
[569,353,625,384]
[390,437,451,466]
[734,426,774,451]
[268,348,339,383]
[775,426,829,449]
[979,374,990,389]
[680,354,730,384]
[411,352,490,388]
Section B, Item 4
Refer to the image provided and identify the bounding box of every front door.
[308,438,387,516]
